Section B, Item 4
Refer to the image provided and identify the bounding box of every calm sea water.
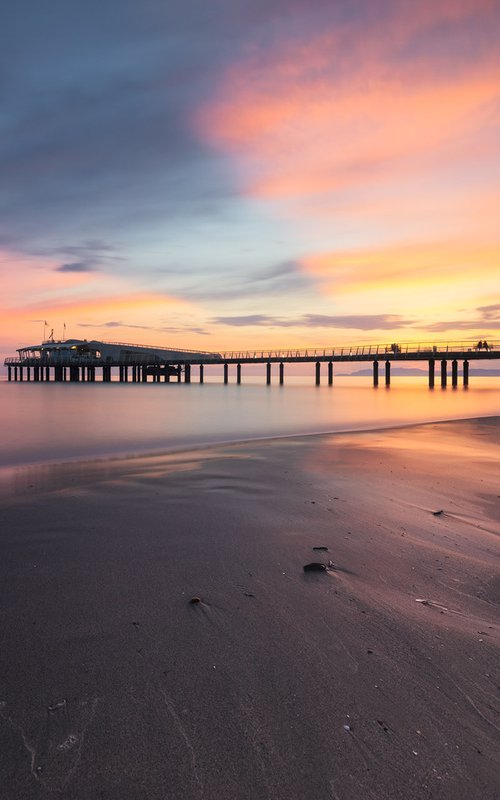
[1,375,499,469]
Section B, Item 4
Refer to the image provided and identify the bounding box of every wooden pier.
[4,339,499,387]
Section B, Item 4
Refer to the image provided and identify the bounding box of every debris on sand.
[313,546,329,551]
[415,598,449,612]
[432,509,444,516]
[189,596,201,604]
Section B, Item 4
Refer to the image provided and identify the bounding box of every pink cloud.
[195,0,500,206]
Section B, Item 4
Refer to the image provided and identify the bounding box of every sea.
[1,374,499,470]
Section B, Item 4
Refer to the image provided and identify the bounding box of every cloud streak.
[212,313,417,330]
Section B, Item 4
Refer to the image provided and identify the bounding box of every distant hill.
[338,367,500,377]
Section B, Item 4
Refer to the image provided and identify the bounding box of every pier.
[4,338,499,387]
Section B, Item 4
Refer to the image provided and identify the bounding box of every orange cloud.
[303,242,500,292]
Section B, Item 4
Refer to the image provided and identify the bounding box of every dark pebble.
[189,597,201,604]
[303,562,327,572]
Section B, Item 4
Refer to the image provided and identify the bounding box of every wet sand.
[0,418,499,799]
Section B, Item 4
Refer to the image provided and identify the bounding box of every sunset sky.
[1,0,499,359]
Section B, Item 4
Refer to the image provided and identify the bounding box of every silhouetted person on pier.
[483,340,490,351]
[476,340,483,350]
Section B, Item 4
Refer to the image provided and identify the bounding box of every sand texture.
[0,418,499,799]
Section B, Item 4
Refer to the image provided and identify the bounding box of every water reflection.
[0,377,498,469]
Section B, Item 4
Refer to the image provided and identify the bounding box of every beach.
[0,418,499,799]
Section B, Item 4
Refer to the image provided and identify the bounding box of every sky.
[1,0,500,359]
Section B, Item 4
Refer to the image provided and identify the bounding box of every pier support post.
[27,367,31,381]
[177,366,182,383]
[165,367,170,382]
[14,366,19,381]
[124,366,128,382]
[142,366,148,383]
[237,363,241,384]
[224,363,229,384]
[199,364,204,384]
[451,359,458,388]
[185,363,191,383]
[119,366,123,382]
[8,366,12,381]
[428,359,435,388]
[45,367,50,381]
[55,366,63,382]
[34,366,39,382]
[70,365,79,382]
[373,360,379,386]
[440,360,447,388]
[385,360,391,386]
[315,361,321,386]
[266,362,271,385]
[463,360,469,387]
[19,367,23,381]
[279,362,284,385]
[328,361,333,386]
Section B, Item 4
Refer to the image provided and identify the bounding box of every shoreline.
[2,412,500,494]
[0,417,499,798]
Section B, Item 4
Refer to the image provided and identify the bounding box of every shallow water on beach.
[1,374,499,468]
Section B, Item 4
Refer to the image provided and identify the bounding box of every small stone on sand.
[303,562,327,572]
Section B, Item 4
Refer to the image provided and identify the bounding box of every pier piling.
[279,362,284,385]
[373,360,379,387]
[385,361,391,386]
[199,364,204,384]
[463,360,469,386]
[266,362,271,385]
[441,360,447,388]
[328,361,333,385]
[224,363,229,384]
[428,359,435,388]
[451,359,458,388]
[315,361,321,385]
[237,363,241,384]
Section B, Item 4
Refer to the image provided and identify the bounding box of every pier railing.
[217,339,498,361]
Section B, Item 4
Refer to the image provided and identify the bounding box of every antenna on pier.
[43,320,48,341]
[63,322,66,340]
